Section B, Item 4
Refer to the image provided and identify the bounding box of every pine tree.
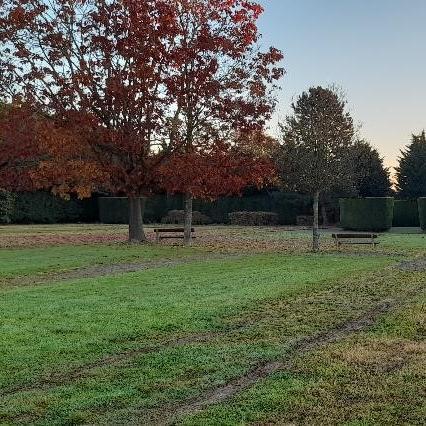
[396,131,426,198]
[351,140,392,197]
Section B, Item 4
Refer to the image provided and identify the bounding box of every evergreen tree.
[396,131,426,198]
[277,86,354,251]
[351,140,392,197]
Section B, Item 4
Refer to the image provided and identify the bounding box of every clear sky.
[257,0,426,171]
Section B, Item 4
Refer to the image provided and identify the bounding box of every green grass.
[0,225,424,424]
[180,289,425,426]
[0,252,394,424]
[0,244,200,279]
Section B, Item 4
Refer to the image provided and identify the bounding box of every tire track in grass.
[140,298,406,425]
[0,253,241,289]
[0,331,220,398]
[1,272,423,423]
[0,275,421,401]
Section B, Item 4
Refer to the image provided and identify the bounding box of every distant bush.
[161,210,212,225]
[0,191,16,223]
[296,215,313,226]
[418,198,426,231]
[228,211,279,226]
[393,200,420,227]
[340,197,394,231]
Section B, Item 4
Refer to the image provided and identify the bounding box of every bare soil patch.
[397,258,426,272]
[1,253,238,289]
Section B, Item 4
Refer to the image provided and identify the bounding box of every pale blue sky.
[257,0,426,170]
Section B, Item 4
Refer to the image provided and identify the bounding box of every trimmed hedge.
[99,192,312,225]
[98,195,182,224]
[193,191,312,224]
[228,211,279,226]
[393,200,420,227]
[161,210,212,225]
[0,191,98,224]
[419,198,426,231]
[340,197,394,231]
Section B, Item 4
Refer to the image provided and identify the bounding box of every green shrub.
[393,200,420,227]
[0,191,16,223]
[418,198,426,231]
[161,210,212,225]
[296,215,313,226]
[339,197,394,231]
[228,211,279,226]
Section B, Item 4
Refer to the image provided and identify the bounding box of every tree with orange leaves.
[0,0,283,243]
[0,103,42,192]
[160,0,283,244]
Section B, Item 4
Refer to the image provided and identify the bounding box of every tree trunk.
[183,192,193,246]
[312,191,320,252]
[321,203,329,227]
[128,196,147,243]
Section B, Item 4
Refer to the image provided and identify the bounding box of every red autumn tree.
[0,0,186,242]
[159,0,284,245]
[0,0,282,243]
[0,103,42,192]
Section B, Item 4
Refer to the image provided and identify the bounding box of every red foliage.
[0,0,283,204]
[158,132,278,199]
[0,104,42,191]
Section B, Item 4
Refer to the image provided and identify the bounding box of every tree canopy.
[0,0,283,241]
[277,86,355,251]
[396,131,426,198]
[351,139,392,197]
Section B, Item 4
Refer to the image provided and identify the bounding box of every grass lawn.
[0,225,424,424]
[0,244,200,280]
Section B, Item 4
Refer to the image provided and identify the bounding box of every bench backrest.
[332,233,378,239]
[154,228,195,233]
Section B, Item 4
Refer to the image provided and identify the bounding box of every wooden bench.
[332,233,379,249]
[154,227,195,243]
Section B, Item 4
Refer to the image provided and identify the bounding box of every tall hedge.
[340,197,394,231]
[0,191,98,224]
[98,192,312,225]
[193,191,311,224]
[12,192,98,224]
[419,198,426,231]
[393,200,420,227]
[98,195,182,224]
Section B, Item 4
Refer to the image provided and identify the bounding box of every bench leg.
[155,231,159,243]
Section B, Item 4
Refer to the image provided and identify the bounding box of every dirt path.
[397,257,426,272]
[1,253,239,289]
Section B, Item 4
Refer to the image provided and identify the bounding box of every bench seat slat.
[337,241,380,245]
[159,235,197,239]
[154,228,195,233]
[332,233,378,239]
